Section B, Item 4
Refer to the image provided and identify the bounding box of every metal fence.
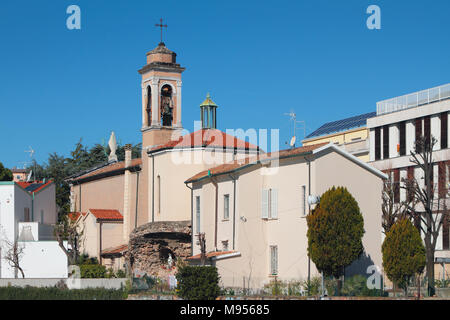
[377,83,450,116]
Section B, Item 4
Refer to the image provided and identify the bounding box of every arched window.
[160,85,173,126]
[146,86,152,126]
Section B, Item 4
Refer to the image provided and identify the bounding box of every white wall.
[19,241,67,278]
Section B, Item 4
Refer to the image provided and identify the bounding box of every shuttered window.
[195,196,201,233]
[262,189,278,219]
[270,245,278,275]
[261,189,269,219]
[301,185,306,216]
[223,194,230,220]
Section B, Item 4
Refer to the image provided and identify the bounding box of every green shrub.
[302,276,321,296]
[382,218,426,293]
[80,264,107,278]
[76,254,99,265]
[307,187,365,280]
[116,269,126,278]
[176,265,221,300]
[0,286,127,300]
[340,275,386,297]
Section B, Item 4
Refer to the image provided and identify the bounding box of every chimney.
[125,144,132,168]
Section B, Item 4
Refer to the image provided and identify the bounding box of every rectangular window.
[270,245,278,275]
[262,189,278,219]
[443,216,449,250]
[424,116,431,147]
[383,125,389,159]
[24,208,30,222]
[415,118,423,153]
[223,194,230,220]
[407,166,415,202]
[441,112,448,149]
[399,121,406,156]
[393,169,400,203]
[375,127,381,160]
[301,185,306,216]
[195,196,201,233]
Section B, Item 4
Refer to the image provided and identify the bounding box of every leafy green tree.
[307,186,365,294]
[0,162,13,181]
[382,217,426,296]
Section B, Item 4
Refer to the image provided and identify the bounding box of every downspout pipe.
[211,176,219,251]
[304,156,311,292]
[228,174,237,251]
[185,182,194,257]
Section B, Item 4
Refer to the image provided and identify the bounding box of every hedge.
[176,265,221,300]
[79,264,107,278]
[0,286,128,300]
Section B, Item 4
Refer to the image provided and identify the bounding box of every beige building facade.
[186,143,387,289]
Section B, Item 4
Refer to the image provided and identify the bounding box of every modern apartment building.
[302,112,375,162]
[367,84,450,273]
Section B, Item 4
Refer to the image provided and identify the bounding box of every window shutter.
[271,189,278,219]
[261,189,269,219]
[301,185,306,216]
[270,246,278,275]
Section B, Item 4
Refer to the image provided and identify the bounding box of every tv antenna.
[25,146,36,181]
[284,111,306,148]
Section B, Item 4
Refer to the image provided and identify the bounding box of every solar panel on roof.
[305,112,376,139]
[25,183,44,193]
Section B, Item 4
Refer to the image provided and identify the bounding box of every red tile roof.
[185,143,328,183]
[101,244,128,256]
[16,180,53,194]
[187,251,238,260]
[71,158,142,182]
[149,129,260,153]
[88,209,123,221]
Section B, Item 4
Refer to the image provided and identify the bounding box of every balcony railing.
[376,83,450,116]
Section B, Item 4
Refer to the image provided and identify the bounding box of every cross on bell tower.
[138,24,185,148]
[155,18,167,44]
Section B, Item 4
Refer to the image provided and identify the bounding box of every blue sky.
[1,0,449,169]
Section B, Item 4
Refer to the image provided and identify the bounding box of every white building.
[367,83,450,277]
[0,181,67,278]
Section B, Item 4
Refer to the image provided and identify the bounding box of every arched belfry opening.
[200,93,218,129]
[146,86,152,126]
[161,84,173,127]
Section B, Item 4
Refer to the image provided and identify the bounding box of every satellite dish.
[290,136,296,148]
[26,170,33,182]
[307,195,320,205]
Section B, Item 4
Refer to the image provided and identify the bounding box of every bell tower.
[138,41,185,148]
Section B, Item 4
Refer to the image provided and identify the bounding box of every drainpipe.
[99,221,103,265]
[185,182,194,256]
[304,156,311,291]
[211,176,219,251]
[228,174,237,250]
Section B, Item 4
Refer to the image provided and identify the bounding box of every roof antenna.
[25,146,36,182]
[284,111,306,148]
